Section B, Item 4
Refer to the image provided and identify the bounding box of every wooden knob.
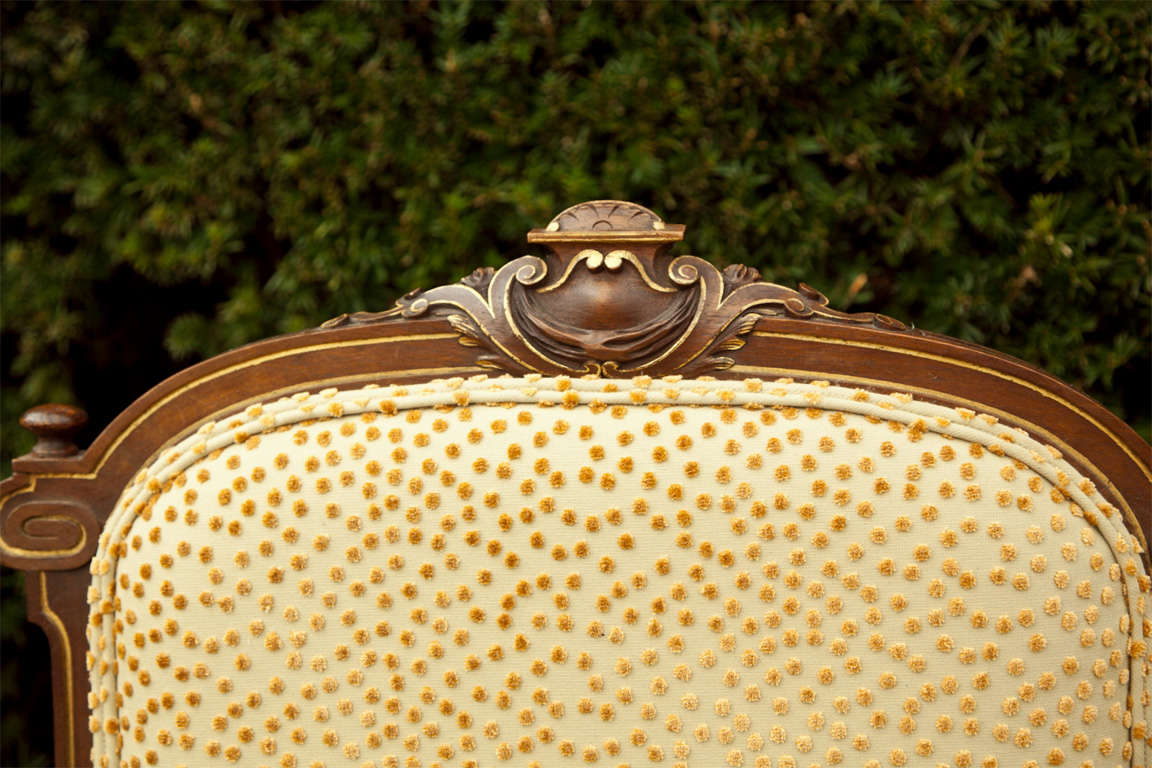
[19,404,88,458]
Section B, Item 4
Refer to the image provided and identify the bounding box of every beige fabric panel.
[88,376,1150,768]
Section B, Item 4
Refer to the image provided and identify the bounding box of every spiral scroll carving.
[0,497,99,569]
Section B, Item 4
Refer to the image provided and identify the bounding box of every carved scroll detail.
[322,200,906,376]
[0,496,99,570]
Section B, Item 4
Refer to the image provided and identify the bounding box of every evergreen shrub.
[1,2,1148,763]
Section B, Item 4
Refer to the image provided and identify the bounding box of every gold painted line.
[728,363,1113,478]
[540,252,591,294]
[503,307,549,373]
[752,332,1152,483]
[0,480,38,508]
[173,369,484,433]
[527,231,682,243]
[492,265,558,373]
[635,260,710,372]
[123,367,484,478]
[1,364,478,506]
[39,571,75,768]
[730,363,1149,556]
[48,335,458,479]
[540,250,676,294]
[112,356,1152,557]
[0,518,87,560]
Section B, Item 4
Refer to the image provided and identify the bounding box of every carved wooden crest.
[324,200,905,376]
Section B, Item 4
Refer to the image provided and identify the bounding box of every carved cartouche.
[323,200,905,376]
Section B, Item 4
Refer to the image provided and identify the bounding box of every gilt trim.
[323,200,906,376]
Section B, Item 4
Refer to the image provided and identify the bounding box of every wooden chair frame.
[2,200,1148,766]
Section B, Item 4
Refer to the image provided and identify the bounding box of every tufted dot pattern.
[89,376,1150,768]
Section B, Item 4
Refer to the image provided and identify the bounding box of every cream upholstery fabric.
[89,376,1150,768]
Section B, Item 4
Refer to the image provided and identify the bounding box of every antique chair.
[2,201,1148,768]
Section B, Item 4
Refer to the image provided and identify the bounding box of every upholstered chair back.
[2,201,1148,768]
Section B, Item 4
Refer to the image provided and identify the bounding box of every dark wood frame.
[3,200,1149,767]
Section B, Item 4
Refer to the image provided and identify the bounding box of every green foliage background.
[1,1,1149,763]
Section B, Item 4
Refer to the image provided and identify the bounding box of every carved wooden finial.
[19,404,88,458]
[324,199,906,375]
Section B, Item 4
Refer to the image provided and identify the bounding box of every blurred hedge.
[1,1,1149,763]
